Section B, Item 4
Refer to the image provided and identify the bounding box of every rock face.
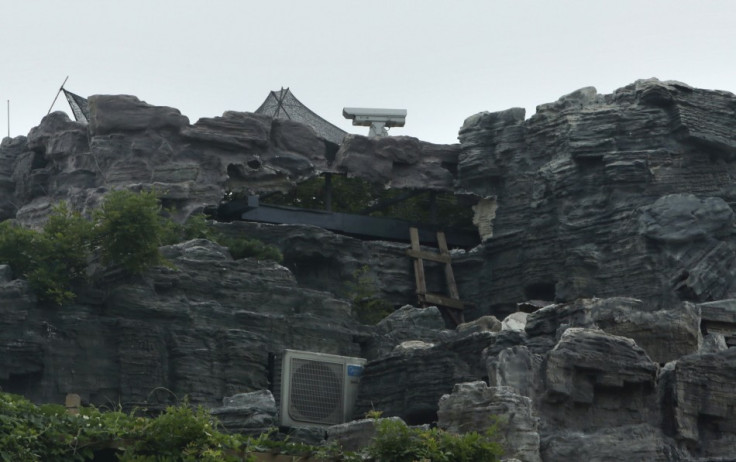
[458,79,736,317]
[210,390,278,435]
[0,96,460,229]
[4,79,736,459]
[437,381,541,462]
[0,240,366,409]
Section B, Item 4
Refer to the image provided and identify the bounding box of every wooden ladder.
[406,227,465,326]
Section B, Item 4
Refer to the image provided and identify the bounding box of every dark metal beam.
[216,196,479,248]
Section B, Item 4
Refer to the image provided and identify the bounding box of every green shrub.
[160,212,215,246]
[0,392,503,461]
[219,236,283,263]
[0,203,93,305]
[366,418,503,462]
[93,190,166,274]
[0,220,38,279]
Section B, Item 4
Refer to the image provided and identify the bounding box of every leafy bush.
[366,418,503,462]
[0,192,284,305]
[219,236,283,263]
[0,220,38,279]
[0,392,503,461]
[93,190,166,274]
[0,203,93,305]
[160,212,215,246]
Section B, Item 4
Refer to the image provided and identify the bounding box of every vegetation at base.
[0,392,503,462]
[261,175,475,229]
[367,418,503,462]
[0,190,283,306]
[343,265,393,325]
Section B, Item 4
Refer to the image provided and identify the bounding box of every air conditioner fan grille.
[288,358,344,424]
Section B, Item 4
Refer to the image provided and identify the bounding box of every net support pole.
[47,76,69,115]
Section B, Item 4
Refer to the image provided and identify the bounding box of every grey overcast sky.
[2,0,735,144]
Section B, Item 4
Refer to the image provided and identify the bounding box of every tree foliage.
[93,190,165,274]
[0,190,283,306]
[0,203,93,305]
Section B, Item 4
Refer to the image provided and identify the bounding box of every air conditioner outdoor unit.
[278,349,367,427]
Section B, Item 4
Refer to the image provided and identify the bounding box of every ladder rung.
[420,293,465,310]
[406,249,452,264]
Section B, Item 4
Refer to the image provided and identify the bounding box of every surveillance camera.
[342,107,407,137]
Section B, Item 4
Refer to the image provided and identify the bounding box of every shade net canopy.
[63,89,90,124]
[255,88,347,146]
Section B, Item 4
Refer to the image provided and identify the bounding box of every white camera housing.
[342,107,407,137]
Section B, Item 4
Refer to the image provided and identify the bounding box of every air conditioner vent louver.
[289,358,344,424]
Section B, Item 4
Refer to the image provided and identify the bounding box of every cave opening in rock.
[524,281,557,301]
[0,372,42,396]
[260,175,477,232]
[227,163,247,180]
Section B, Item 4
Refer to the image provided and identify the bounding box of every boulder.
[326,418,395,452]
[335,135,459,190]
[210,390,277,435]
[437,381,541,462]
[542,328,659,429]
[540,424,685,462]
[667,349,736,457]
[88,95,189,135]
[486,345,542,399]
[591,298,701,364]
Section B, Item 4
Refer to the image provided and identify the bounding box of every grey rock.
[0,239,364,409]
[486,346,542,399]
[393,340,435,353]
[700,333,728,353]
[698,299,736,347]
[541,328,659,429]
[326,418,390,452]
[88,95,189,135]
[362,305,451,360]
[456,315,502,335]
[540,424,685,462]
[501,312,528,332]
[639,194,734,244]
[525,299,596,340]
[356,326,499,425]
[336,135,459,190]
[27,111,89,158]
[667,349,736,458]
[210,390,277,435]
[437,381,541,462]
[591,298,702,364]
[458,79,736,315]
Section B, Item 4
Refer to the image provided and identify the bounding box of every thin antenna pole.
[6,100,8,138]
[47,76,69,115]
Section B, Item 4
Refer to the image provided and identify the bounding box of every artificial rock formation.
[3,79,736,459]
[0,240,366,408]
[458,80,736,317]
